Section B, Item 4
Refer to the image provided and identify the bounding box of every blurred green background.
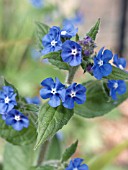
[0,0,128,170]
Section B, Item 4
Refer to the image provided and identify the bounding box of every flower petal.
[63,96,74,109]
[40,88,52,99]
[48,94,60,107]
[41,78,54,88]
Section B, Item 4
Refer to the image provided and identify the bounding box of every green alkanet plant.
[0,18,128,170]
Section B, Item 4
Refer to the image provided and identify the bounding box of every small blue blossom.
[0,86,17,114]
[26,96,41,105]
[41,26,62,55]
[92,47,113,80]
[107,80,127,100]
[5,109,29,131]
[61,40,82,66]
[40,77,65,107]
[63,83,86,109]
[113,54,126,70]
[61,21,78,38]
[65,158,88,170]
[30,0,44,8]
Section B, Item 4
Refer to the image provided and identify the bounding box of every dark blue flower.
[61,40,82,66]
[5,109,29,131]
[41,26,62,55]
[66,158,88,170]
[40,77,65,107]
[63,83,86,109]
[107,80,127,100]
[0,86,17,114]
[113,54,126,70]
[30,0,44,8]
[92,47,113,80]
[61,21,78,38]
[26,96,41,105]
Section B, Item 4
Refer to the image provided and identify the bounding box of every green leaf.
[61,140,78,163]
[104,66,128,80]
[86,18,100,40]
[75,80,128,118]
[32,165,55,170]
[0,76,4,89]
[45,134,62,160]
[34,103,74,150]
[89,140,128,170]
[36,22,50,49]
[42,52,69,70]
[3,143,36,170]
[0,107,37,145]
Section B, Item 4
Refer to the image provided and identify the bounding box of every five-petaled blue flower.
[41,26,62,55]
[61,21,78,38]
[113,54,126,70]
[63,83,86,109]
[61,40,82,66]
[65,158,88,170]
[92,47,113,80]
[26,96,41,105]
[5,109,29,131]
[40,77,65,107]
[107,80,127,100]
[0,86,17,114]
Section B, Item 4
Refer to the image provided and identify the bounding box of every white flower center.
[14,115,21,121]
[61,30,67,35]
[71,49,77,55]
[70,91,76,98]
[51,88,56,95]
[98,60,103,66]
[73,168,78,170]
[119,64,124,70]
[4,97,10,104]
[51,40,57,46]
[113,82,118,89]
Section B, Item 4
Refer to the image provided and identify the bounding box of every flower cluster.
[65,158,88,170]
[0,86,29,131]
[40,78,86,109]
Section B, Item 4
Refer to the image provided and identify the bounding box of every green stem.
[66,66,79,85]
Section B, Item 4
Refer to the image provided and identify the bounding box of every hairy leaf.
[75,80,128,118]
[3,143,35,170]
[104,66,128,80]
[42,52,69,70]
[86,18,100,40]
[34,103,74,149]
[61,140,78,162]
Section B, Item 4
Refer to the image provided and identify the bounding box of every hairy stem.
[37,140,49,166]
[66,66,79,85]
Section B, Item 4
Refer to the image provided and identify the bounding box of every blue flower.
[41,26,62,55]
[40,77,65,107]
[113,54,126,70]
[63,83,86,109]
[5,109,29,131]
[61,21,78,38]
[0,86,17,114]
[26,96,41,105]
[30,0,44,8]
[66,158,88,170]
[61,40,82,66]
[92,47,113,80]
[107,80,127,100]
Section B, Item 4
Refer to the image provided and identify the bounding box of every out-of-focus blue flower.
[56,131,63,141]
[113,54,126,70]
[61,21,78,38]
[40,77,65,107]
[107,80,127,100]
[65,158,88,170]
[92,47,113,80]
[5,109,29,131]
[0,86,17,114]
[30,0,44,8]
[61,40,82,66]
[63,83,86,109]
[41,26,62,55]
[26,96,41,105]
